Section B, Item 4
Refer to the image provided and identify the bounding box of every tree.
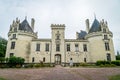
[8,56,25,67]
[0,36,7,57]
[0,57,5,63]
[116,51,120,60]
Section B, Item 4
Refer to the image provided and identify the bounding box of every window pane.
[107,53,111,61]
[75,44,79,52]
[10,53,14,57]
[46,44,49,51]
[13,34,16,39]
[11,42,15,49]
[83,44,87,52]
[103,28,106,33]
[56,44,60,51]
[104,35,108,39]
[105,42,110,51]
[67,44,70,51]
[36,44,40,51]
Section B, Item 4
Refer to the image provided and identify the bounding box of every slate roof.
[89,19,101,33]
[19,19,33,32]
[78,30,87,39]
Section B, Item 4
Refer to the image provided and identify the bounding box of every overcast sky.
[0,0,120,53]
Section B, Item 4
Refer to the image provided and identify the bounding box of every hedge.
[96,60,120,66]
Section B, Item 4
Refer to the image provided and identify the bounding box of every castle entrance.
[55,54,61,65]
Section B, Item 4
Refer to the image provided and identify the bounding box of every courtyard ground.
[0,66,120,80]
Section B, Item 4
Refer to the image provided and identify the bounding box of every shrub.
[96,60,111,66]
[8,56,25,67]
[23,64,34,68]
[34,64,41,68]
[111,61,120,66]
[79,63,88,66]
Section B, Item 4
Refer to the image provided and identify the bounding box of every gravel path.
[0,66,120,80]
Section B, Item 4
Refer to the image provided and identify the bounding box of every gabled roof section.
[78,30,87,39]
[19,19,33,32]
[89,19,101,33]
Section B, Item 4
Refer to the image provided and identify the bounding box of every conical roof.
[78,30,87,39]
[19,19,33,32]
[89,19,101,33]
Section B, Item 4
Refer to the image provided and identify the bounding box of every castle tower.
[5,17,37,63]
[85,18,115,62]
[51,24,65,64]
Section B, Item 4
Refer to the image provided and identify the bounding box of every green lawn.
[109,75,120,80]
[0,77,6,80]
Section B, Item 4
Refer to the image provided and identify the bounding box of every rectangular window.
[67,44,70,51]
[104,35,108,40]
[105,42,110,51]
[83,44,87,52]
[13,34,16,39]
[56,44,60,51]
[45,43,49,51]
[36,43,40,51]
[11,42,15,49]
[32,57,35,62]
[107,53,111,61]
[56,35,60,40]
[75,44,79,52]
[10,53,14,57]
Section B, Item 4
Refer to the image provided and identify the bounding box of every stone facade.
[5,17,116,64]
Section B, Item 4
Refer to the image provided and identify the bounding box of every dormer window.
[13,34,16,39]
[104,35,108,40]
[103,28,106,33]
[14,27,17,32]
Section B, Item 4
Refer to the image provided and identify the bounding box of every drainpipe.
[50,41,52,65]
[64,41,66,66]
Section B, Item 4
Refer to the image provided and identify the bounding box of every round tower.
[85,18,115,62]
[5,17,37,63]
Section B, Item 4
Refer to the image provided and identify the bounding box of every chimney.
[31,18,35,31]
[76,32,79,39]
[85,19,89,33]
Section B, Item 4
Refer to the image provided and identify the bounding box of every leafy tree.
[116,51,120,60]
[8,56,25,67]
[8,56,25,64]
[0,36,7,57]
[0,57,5,63]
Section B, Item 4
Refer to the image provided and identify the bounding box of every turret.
[85,19,89,33]
[31,18,35,31]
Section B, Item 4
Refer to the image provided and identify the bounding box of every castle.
[5,17,116,65]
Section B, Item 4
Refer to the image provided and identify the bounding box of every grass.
[0,77,6,80]
[109,75,120,80]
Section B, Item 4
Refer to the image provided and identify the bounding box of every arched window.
[43,57,45,62]
[32,57,35,62]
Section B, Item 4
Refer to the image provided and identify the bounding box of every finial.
[94,13,96,19]
[25,16,27,20]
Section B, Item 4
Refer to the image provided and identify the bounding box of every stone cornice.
[32,39,51,42]
[65,39,88,42]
